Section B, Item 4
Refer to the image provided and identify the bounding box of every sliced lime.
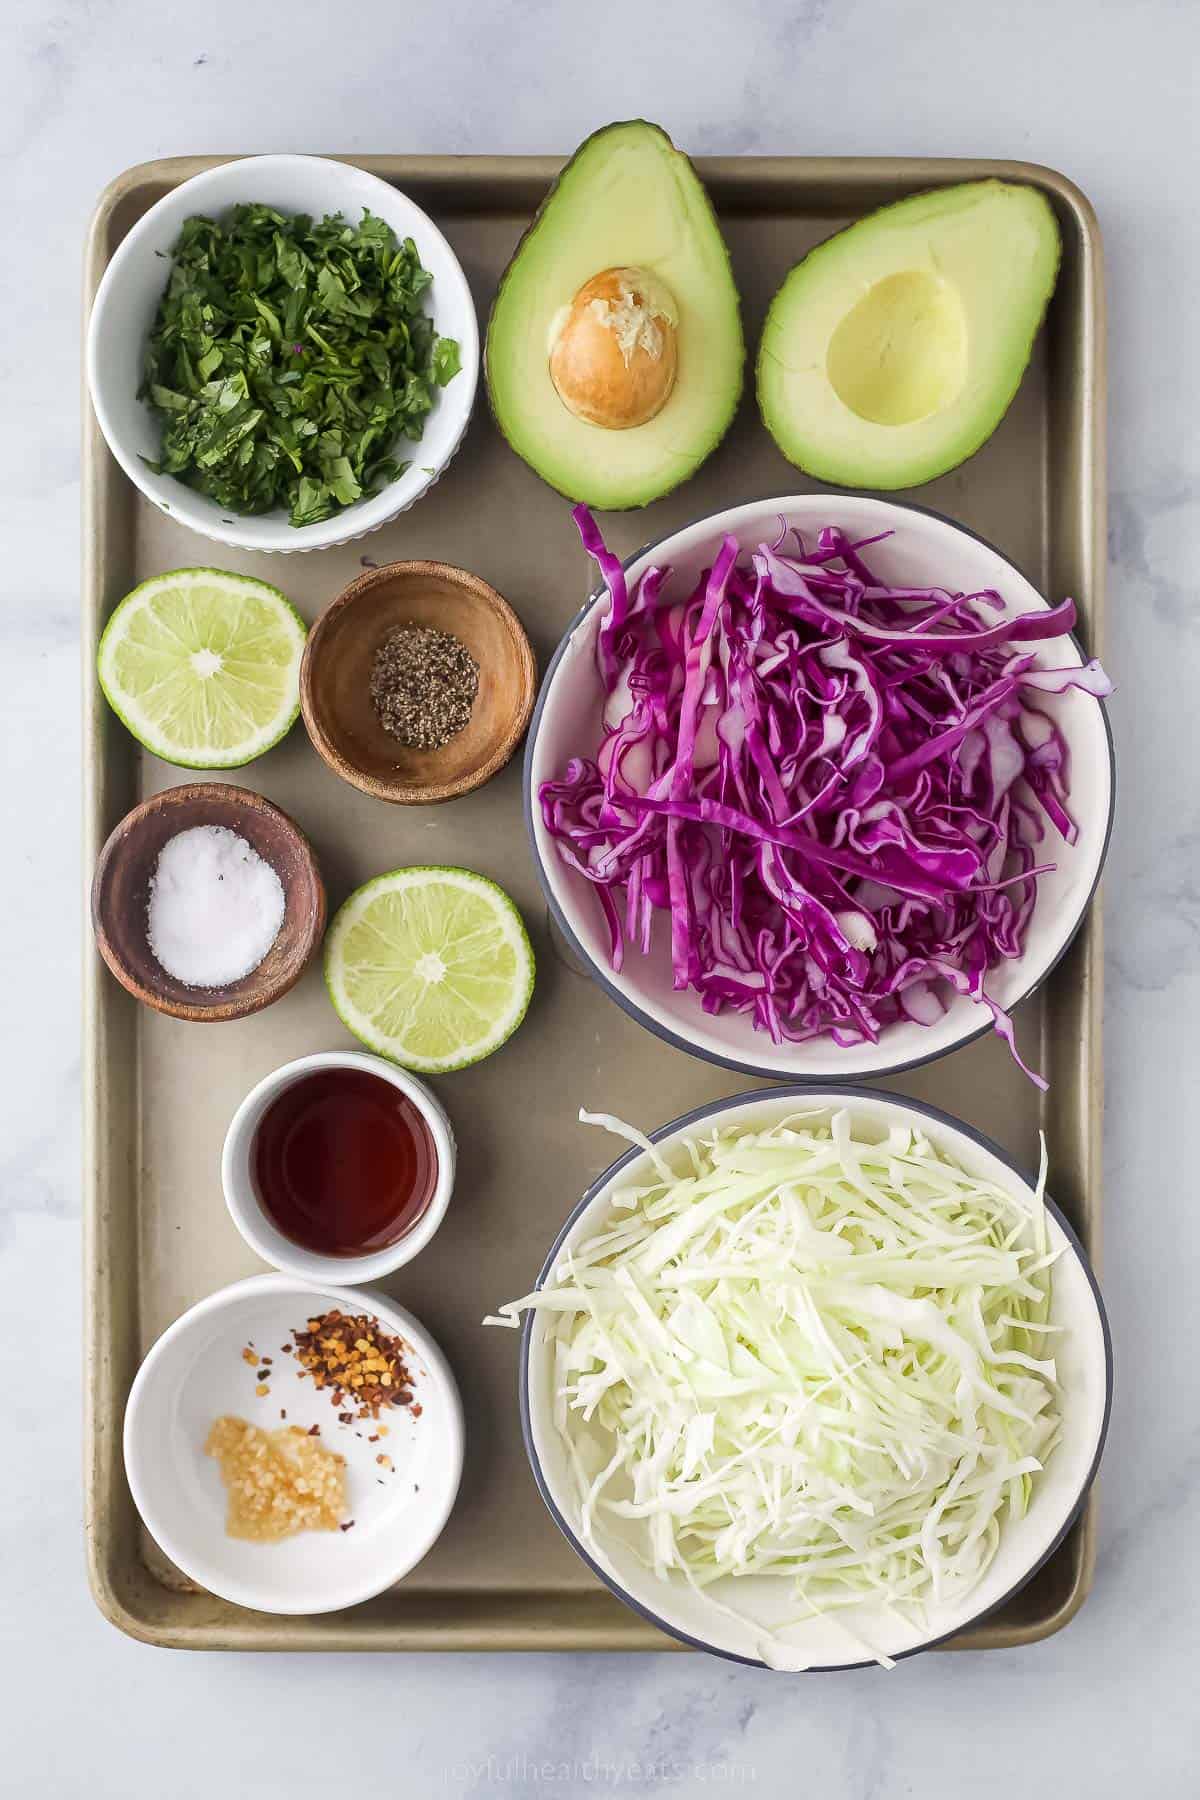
[325,867,536,1074]
[97,568,307,768]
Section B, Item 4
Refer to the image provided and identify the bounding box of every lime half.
[97,568,307,768]
[325,867,536,1073]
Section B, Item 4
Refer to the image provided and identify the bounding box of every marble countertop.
[4,0,1196,1792]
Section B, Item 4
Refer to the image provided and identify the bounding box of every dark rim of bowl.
[517,1083,1114,1672]
[521,491,1117,1083]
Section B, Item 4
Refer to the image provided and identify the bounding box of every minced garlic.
[205,1415,349,1542]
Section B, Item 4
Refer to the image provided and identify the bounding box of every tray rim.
[82,150,1106,1653]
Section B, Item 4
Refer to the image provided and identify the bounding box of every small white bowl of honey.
[222,1049,456,1285]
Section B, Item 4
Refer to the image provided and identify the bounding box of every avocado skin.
[756,180,1062,493]
[485,120,745,511]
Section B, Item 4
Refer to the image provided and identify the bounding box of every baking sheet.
[83,154,1106,1651]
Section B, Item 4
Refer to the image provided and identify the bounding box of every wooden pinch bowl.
[91,783,326,1022]
[300,561,537,804]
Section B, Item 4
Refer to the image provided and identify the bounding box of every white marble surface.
[3,0,1197,1792]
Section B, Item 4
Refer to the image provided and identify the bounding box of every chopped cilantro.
[139,203,461,527]
[432,335,462,388]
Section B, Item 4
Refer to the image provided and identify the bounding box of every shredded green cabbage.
[488,1107,1063,1668]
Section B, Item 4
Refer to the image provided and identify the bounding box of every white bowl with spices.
[123,1274,464,1615]
[87,154,479,554]
[222,1050,457,1284]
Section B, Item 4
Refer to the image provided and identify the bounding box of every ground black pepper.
[369,623,479,749]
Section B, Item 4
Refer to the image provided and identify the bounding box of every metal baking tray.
[83,153,1106,1651]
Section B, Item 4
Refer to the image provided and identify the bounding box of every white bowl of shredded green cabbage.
[489,1090,1110,1670]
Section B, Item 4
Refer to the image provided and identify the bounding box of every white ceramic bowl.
[124,1274,463,1614]
[87,154,479,553]
[222,1050,456,1284]
[525,495,1114,1081]
[520,1086,1112,1670]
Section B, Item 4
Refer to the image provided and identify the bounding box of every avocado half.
[757,181,1062,491]
[486,121,745,510]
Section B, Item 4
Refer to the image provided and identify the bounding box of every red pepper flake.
[289,1309,418,1421]
[368,1434,379,1443]
[340,1520,356,1533]
[280,1408,287,1419]
[307,1424,320,1437]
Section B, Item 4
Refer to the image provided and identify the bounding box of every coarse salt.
[147,825,286,988]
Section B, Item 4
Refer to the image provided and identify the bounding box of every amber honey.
[252,1067,438,1256]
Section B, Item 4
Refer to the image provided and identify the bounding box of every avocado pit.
[549,266,678,430]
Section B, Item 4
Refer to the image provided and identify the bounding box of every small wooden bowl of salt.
[91,783,326,1022]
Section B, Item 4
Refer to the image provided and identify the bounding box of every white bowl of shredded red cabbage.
[526,497,1114,1084]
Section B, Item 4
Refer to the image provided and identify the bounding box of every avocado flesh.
[487,121,744,510]
[757,181,1061,491]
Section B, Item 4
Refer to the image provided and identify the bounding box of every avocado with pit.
[486,121,744,510]
[757,181,1061,491]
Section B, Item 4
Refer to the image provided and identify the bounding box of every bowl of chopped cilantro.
[87,155,478,552]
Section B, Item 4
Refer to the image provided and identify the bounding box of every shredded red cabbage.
[540,508,1112,1085]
